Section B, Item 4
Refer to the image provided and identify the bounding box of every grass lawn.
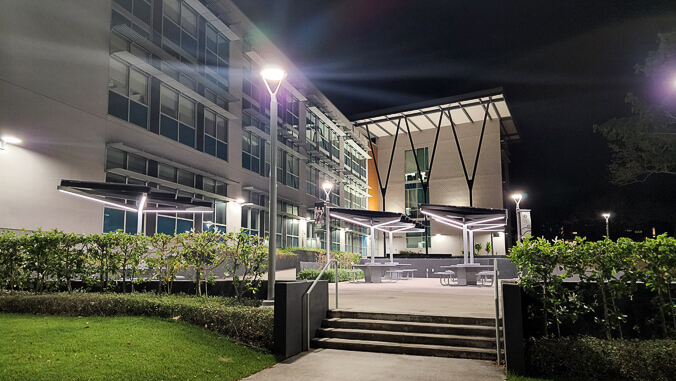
[0,313,275,380]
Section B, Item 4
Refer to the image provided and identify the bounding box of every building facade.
[0,0,371,254]
[354,91,519,255]
[0,0,517,257]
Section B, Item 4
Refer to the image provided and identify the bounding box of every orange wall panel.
[367,143,379,210]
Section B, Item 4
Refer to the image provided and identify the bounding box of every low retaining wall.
[274,280,329,359]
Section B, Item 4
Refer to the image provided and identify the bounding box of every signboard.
[314,202,326,227]
[519,209,532,238]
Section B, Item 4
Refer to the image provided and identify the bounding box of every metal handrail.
[305,258,338,350]
[494,259,501,365]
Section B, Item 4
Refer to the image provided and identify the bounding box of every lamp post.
[602,213,611,238]
[261,65,286,305]
[322,182,333,262]
[511,193,523,243]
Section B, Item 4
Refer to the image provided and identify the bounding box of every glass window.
[203,177,215,193]
[215,201,226,225]
[158,163,175,182]
[206,25,218,52]
[110,32,128,54]
[178,96,195,127]
[404,147,429,182]
[180,3,197,36]
[106,148,125,170]
[129,69,147,104]
[163,0,180,23]
[216,116,227,141]
[177,169,193,187]
[109,58,129,95]
[127,153,146,174]
[160,85,178,118]
[179,73,196,92]
[205,109,216,136]
[217,34,229,62]
[103,207,125,232]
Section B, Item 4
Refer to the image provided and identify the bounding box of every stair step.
[323,318,498,337]
[316,328,498,349]
[312,337,498,360]
[328,310,498,327]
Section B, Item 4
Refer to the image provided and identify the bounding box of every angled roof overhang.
[352,88,519,142]
[329,208,426,233]
[57,180,214,214]
[420,204,507,233]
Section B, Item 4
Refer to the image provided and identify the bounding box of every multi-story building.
[0,0,517,257]
[0,0,371,255]
[353,90,519,255]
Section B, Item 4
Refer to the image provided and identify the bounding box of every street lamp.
[511,193,523,242]
[322,182,333,262]
[261,64,287,305]
[602,213,611,238]
[0,136,22,150]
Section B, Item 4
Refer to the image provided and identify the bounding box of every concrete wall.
[372,119,505,255]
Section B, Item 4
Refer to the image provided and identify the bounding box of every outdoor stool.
[401,269,417,279]
[437,270,457,286]
[344,269,363,283]
[476,271,495,286]
[384,269,404,282]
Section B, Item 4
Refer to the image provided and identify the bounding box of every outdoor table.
[354,263,407,283]
[440,264,493,286]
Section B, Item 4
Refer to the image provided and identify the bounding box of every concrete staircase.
[313,310,501,360]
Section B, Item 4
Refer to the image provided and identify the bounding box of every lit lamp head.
[236,197,253,206]
[260,65,287,96]
[602,213,611,221]
[322,182,333,202]
[0,136,22,150]
[511,193,523,207]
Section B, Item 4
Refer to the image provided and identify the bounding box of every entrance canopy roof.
[57,180,213,214]
[420,204,507,264]
[352,88,518,142]
[329,208,425,264]
[329,208,426,233]
[420,204,507,233]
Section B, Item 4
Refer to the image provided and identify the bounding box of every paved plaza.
[244,348,505,381]
[328,276,500,317]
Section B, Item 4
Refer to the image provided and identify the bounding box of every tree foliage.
[594,30,676,185]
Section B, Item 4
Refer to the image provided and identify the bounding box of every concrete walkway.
[244,348,505,381]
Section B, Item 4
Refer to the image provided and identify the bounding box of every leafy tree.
[53,231,87,294]
[180,229,226,296]
[594,30,676,184]
[484,242,492,255]
[87,231,121,290]
[0,230,26,291]
[148,233,182,294]
[117,232,148,293]
[224,230,267,300]
[22,228,60,292]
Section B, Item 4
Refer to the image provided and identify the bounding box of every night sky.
[233,0,676,239]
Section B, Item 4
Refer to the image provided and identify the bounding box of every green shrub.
[510,234,676,338]
[0,292,273,349]
[526,336,676,381]
[296,269,364,283]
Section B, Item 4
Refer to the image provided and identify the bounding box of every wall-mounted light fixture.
[0,136,22,150]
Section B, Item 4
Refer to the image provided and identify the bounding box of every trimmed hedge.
[526,336,676,381]
[0,292,273,350]
[296,269,364,283]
